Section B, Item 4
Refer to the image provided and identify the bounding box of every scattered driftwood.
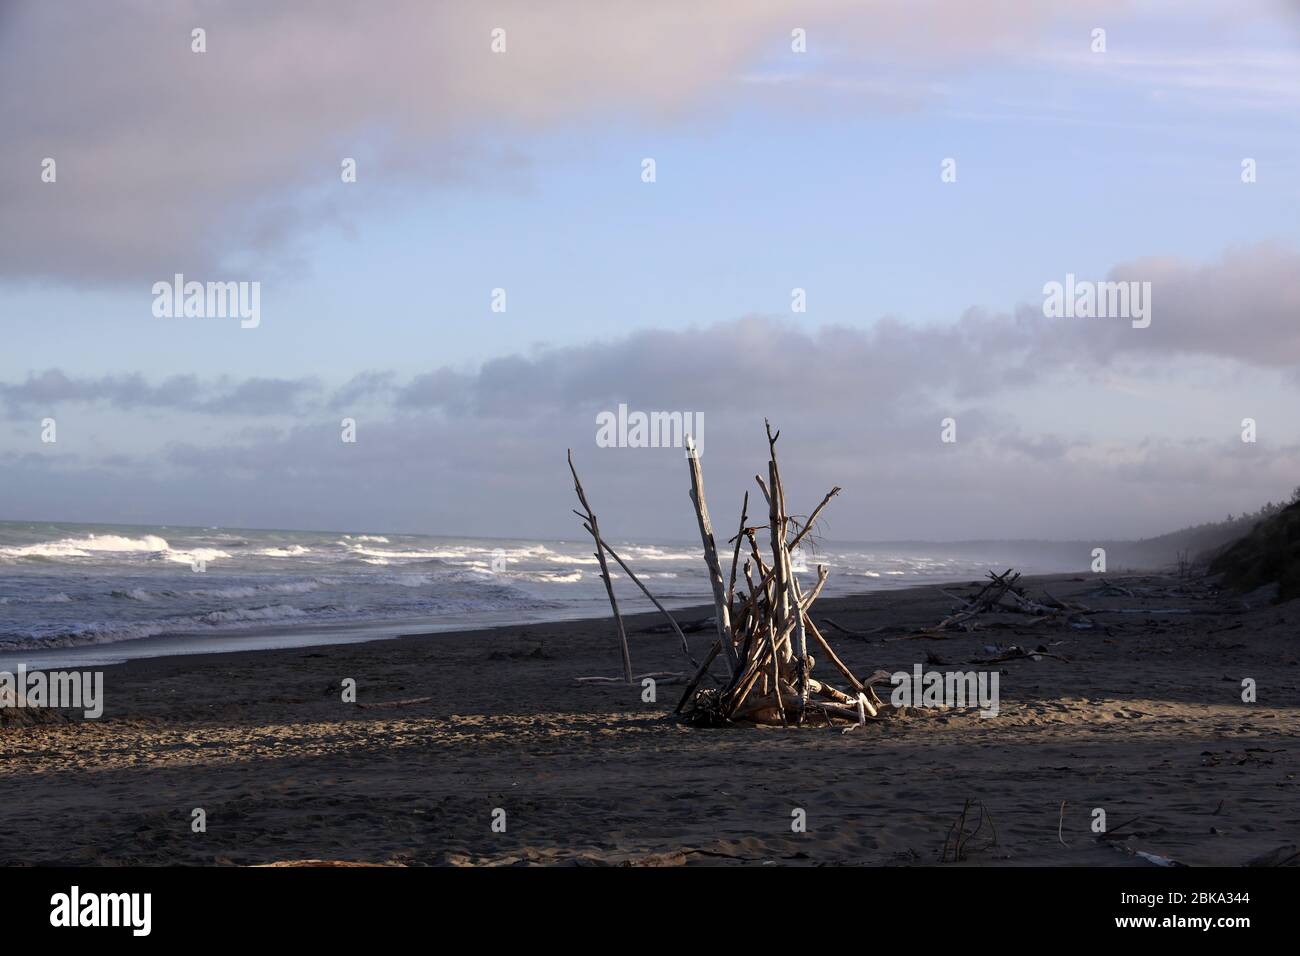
[638,617,714,634]
[1088,576,1134,598]
[1094,815,1146,840]
[355,696,434,710]
[1107,844,1186,867]
[969,643,1072,665]
[937,569,1024,629]
[819,617,892,639]
[919,569,1209,646]
[921,569,1098,634]
[575,671,687,685]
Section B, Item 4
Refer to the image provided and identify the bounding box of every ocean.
[0,520,1087,666]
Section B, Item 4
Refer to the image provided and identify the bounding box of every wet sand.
[1,573,1296,866]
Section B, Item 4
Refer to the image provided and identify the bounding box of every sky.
[2,0,1299,541]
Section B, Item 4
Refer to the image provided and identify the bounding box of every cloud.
[4,241,1297,537]
[0,369,317,417]
[8,241,1296,423]
[6,397,1295,542]
[0,0,1127,285]
[380,242,1300,415]
[1038,243,1300,370]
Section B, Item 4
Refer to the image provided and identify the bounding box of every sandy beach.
[1,572,1295,867]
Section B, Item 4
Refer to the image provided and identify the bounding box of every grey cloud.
[5,239,1294,421]
[1040,244,1300,369]
[5,241,1297,425]
[4,239,1298,537]
[393,240,1300,420]
[393,314,1028,421]
[330,370,398,410]
[200,377,321,415]
[0,369,317,416]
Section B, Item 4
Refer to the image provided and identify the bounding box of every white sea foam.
[345,544,461,560]
[0,533,171,558]
[513,570,584,583]
[0,522,1025,655]
[619,546,700,562]
[163,547,231,565]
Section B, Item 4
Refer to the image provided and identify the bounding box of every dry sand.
[1,573,1296,866]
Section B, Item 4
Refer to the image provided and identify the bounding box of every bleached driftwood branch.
[567,450,633,684]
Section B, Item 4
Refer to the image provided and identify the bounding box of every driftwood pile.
[677,424,888,726]
[924,570,1212,642]
[930,569,1091,633]
[567,422,887,727]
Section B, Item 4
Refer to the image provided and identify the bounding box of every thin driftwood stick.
[798,564,830,613]
[760,570,829,666]
[731,605,755,685]
[805,615,863,694]
[727,621,773,716]
[567,450,633,683]
[724,602,779,710]
[356,696,434,710]
[790,565,829,714]
[576,672,684,684]
[787,486,842,553]
[584,525,697,668]
[765,420,805,687]
[675,639,722,714]
[732,564,777,623]
[788,558,810,713]
[686,435,736,675]
[766,462,792,663]
[726,491,749,618]
[767,623,786,726]
[737,609,799,696]
[744,529,774,607]
[820,617,891,638]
